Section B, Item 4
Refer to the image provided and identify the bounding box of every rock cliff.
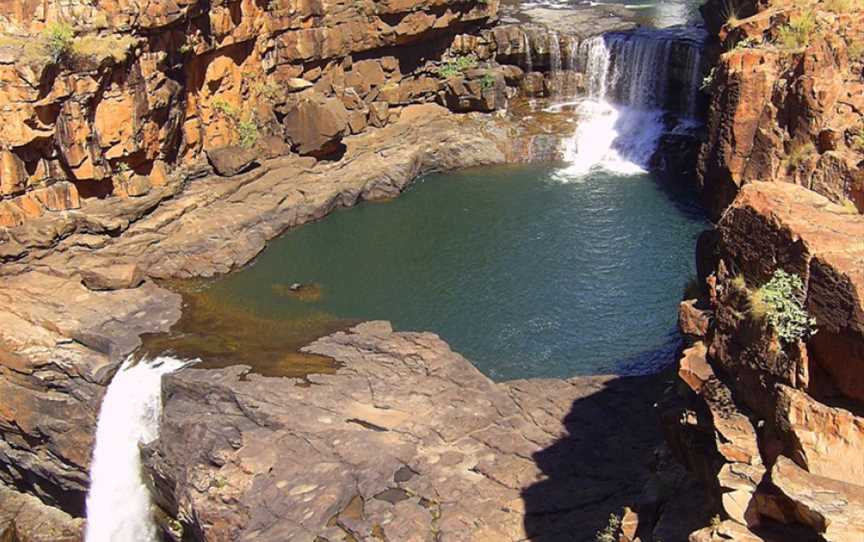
[665,1,864,539]
[697,0,864,219]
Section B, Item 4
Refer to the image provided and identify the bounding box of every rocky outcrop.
[143,321,668,541]
[0,482,83,541]
[697,0,864,218]
[0,272,180,516]
[0,0,639,231]
[0,0,505,228]
[0,104,533,535]
[663,181,864,540]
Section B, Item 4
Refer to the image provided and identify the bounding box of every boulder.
[206,145,259,177]
[679,299,712,338]
[0,483,84,541]
[282,94,349,158]
[758,456,864,542]
[775,385,864,486]
[81,264,145,291]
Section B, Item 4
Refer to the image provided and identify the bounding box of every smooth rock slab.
[144,322,666,541]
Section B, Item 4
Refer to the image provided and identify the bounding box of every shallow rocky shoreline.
[1,103,669,540]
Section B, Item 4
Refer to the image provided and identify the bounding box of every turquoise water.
[201,165,707,381]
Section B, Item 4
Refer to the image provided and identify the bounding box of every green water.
[199,165,707,381]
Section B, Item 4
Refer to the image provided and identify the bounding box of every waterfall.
[523,32,533,72]
[548,32,562,94]
[85,356,189,542]
[560,27,705,177]
[680,43,704,119]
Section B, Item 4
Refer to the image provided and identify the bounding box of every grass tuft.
[776,11,817,51]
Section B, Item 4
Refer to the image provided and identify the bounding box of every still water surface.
[190,165,706,380]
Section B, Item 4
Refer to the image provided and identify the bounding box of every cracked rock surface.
[144,322,666,541]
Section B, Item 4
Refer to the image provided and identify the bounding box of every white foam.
[85,356,189,542]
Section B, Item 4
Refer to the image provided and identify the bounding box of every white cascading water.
[559,28,704,177]
[85,356,189,542]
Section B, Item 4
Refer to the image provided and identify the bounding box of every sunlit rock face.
[665,180,864,540]
[0,0,500,226]
[697,0,864,219]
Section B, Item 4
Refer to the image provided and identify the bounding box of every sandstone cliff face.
[698,0,864,219]
[0,0,608,233]
[666,2,864,539]
[667,182,864,541]
[0,0,505,227]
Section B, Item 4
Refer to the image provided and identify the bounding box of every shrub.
[826,0,860,13]
[849,40,864,63]
[43,22,75,63]
[720,0,740,26]
[849,126,864,152]
[211,98,239,119]
[776,11,817,51]
[734,37,761,50]
[786,141,815,171]
[730,274,747,292]
[749,269,817,344]
[238,119,259,149]
[480,72,496,90]
[595,513,622,542]
[71,34,137,64]
[438,54,477,78]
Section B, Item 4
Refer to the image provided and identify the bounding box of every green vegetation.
[256,81,281,101]
[731,274,747,292]
[720,0,741,26]
[849,126,864,152]
[167,518,183,537]
[839,198,860,214]
[237,119,260,149]
[848,40,864,63]
[438,54,478,79]
[734,37,761,50]
[211,98,239,118]
[595,513,622,542]
[826,0,861,13]
[776,11,817,51]
[480,71,496,90]
[71,34,137,64]
[2,24,135,66]
[749,269,817,344]
[211,98,259,149]
[787,141,815,171]
[43,22,75,63]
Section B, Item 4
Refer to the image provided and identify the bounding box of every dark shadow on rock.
[521,371,668,541]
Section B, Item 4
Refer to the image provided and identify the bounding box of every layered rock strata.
[698,0,864,218]
[0,0,635,232]
[667,182,864,541]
